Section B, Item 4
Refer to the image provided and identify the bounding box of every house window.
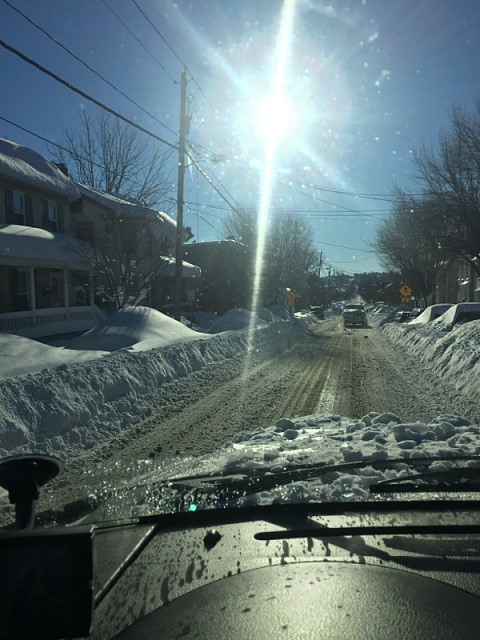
[46,201,58,231]
[13,191,25,215]
[42,200,63,232]
[48,201,58,222]
[5,189,33,225]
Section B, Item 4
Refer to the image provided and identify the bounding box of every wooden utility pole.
[174,68,188,320]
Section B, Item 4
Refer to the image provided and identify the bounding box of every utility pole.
[174,68,189,320]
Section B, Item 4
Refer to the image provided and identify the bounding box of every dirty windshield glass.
[1,0,480,525]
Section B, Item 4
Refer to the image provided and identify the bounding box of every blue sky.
[1,0,480,274]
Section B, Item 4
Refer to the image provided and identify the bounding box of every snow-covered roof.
[0,224,92,270]
[0,138,79,198]
[159,256,201,278]
[77,183,176,234]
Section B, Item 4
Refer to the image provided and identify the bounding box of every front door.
[51,271,64,307]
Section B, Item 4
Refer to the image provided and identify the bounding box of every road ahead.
[14,313,479,523]
[77,315,480,469]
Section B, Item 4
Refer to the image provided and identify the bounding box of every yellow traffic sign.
[402,296,410,303]
[399,284,412,297]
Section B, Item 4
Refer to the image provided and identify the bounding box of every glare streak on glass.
[247,0,296,354]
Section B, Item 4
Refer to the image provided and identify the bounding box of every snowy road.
[3,312,479,525]
[72,316,480,471]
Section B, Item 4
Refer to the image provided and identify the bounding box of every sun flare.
[254,92,297,146]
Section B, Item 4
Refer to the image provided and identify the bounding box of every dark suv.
[309,306,325,319]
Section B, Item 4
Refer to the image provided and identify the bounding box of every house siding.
[1,178,71,234]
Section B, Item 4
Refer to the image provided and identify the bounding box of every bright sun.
[253,92,297,145]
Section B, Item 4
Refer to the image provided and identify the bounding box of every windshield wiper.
[370,464,480,495]
[168,454,480,503]
[40,455,480,526]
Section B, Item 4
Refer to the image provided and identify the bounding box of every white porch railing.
[0,306,103,334]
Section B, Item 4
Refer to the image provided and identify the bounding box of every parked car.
[409,307,423,319]
[393,310,411,323]
[309,305,325,319]
[373,305,391,314]
[433,303,480,328]
[408,304,453,325]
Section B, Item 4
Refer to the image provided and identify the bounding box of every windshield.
[1,0,480,528]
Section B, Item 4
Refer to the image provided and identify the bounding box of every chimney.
[54,162,69,177]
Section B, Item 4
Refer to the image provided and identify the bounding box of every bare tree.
[50,110,175,209]
[224,207,258,249]
[72,208,176,311]
[224,207,320,307]
[373,188,449,305]
[411,99,480,276]
[264,213,320,305]
[50,110,183,310]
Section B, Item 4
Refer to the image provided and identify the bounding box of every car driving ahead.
[342,304,367,328]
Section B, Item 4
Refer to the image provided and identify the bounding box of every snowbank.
[68,306,209,352]
[382,319,480,398]
[208,308,269,333]
[0,309,309,456]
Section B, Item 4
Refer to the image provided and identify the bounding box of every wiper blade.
[370,464,480,495]
[168,455,480,502]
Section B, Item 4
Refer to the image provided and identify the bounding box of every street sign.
[399,284,412,297]
[402,296,410,303]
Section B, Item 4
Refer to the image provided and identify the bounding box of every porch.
[0,305,105,338]
[0,224,102,338]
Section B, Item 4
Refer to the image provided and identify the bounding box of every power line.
[130,0,217,115]
[0,114,176,204]
[183,202,224,236]
[188,149,245,213]
[0,38,179,151]
[0,113,252,224]
[183,189,389,218]
[184,140,394,214]
[185,150,241,215]
[333,255,376,264]
[186,138,408,203]
[131,0,186,67]
[1,0,177,137]
[313,239,375,253]
[181,200,389,218]
[99,0,177,83]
